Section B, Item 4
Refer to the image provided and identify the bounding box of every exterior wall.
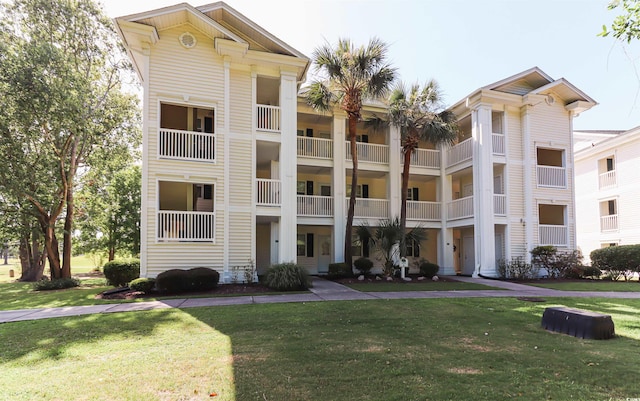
[505,108,526,259]
[575,129,640,263]
[144,26,227,278]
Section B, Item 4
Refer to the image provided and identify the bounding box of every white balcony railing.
[600,214,619,232]
[539,225,568,247]
[537,166,567,188]
[407,201,441,221]
[297,195,333,217]
[158,129,216,162]
[410,148,440,168]
[346,198,389,218]
[256,179,281,206]
[346,142,389,164]
[297,137,333,159]
[447,196,474,220]
[256,105,280,132]
[599,170,617,190]
[157,211,215,242]
[446,138,473,167]
[492,133,505,155]
[494,194,506,216]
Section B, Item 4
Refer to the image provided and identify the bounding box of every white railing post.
[256,179,281,205]
[537,166,567,188]
[157,211,215,242]
[598,170,617,189]
[158,129,216,162]
[256,105,281,132]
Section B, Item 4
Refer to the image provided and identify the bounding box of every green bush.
[129,278,156,293]
[155,269,188,293]
[419,262,439,278]
[265,263,311,291]
[103,259,140,287]
[591,245,640,281]
[582,265,602,279]
[563,265,585,279]
[353,257,374,275]
[155,268,220,293]
[530,247,583,279]
[328,262,352,278]
[32,278,81,291]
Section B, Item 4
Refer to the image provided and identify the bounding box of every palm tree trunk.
[399,146,412,257]
[344,115,358,270]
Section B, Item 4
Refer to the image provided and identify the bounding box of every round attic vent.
[179,32,197,49]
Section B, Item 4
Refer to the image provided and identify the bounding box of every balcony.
[410,149,440,169]
[346,198,389,218]
[599,170,617,190]
[407,201,440,221]
[537,166,567,188]
[158,129,216,162]
[256,105,280,132]
[494,194,506,216]
[297,137,333,159]
[256,179,281,206]
[539,225,568,247]
[492,133,505,155]
[346,142,389,164]
[157,211,215,242]
[600,214,618,232]
[297,195,333,217]
[446,138,472,167]
[447,196,473,220]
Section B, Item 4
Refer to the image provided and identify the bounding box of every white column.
[278,70,298,263]
[140,44,150,277]
[250,67,257,275]
[472,104,496,277]
[568,110,577,250]
[223,57,231,275]
[522,105,533,263]
[388,125,402,219]
[439,167,455,274]
[332,113,347,262]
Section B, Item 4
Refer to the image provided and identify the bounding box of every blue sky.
[105,0,640,130]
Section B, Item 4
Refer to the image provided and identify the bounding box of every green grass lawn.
[345,281,503,292]
[1,298,640,400]
[529,281,640,292]
[0,254,100,284]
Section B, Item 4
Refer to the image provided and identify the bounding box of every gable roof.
[115,2,309,81]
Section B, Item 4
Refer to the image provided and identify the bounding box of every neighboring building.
[115,2,596,281]
[575,127,640,263]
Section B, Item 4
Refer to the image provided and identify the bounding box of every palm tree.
[388,80,458,257]
[306,38,396,268]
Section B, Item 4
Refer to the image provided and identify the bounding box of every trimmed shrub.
[33,278,80,291]
[563,265,585,279]
[129,278,156,293]
[155,268,220,293]
[353,257,374,275]
[156,269,188,293]
[328,262,352,278]
[186,267,220,291]
[103,259,140,287]
[265,263,311,291]
[591,245,640,281]
[419,261,439,278]
[531,247,583,279]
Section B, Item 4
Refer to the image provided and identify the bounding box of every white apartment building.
[575,127,640,263]
[116,2,596,281]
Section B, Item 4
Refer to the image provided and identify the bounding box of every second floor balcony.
[539,224,568,247]
[256,104,281,132]
[158,129,216,162]
[297,137,333,159]
[346,142,389,164]
[600,214,618,232]
[407,201,440,221]
[346,198,389,218]
[537,165,567,188]
[599,170,617,190]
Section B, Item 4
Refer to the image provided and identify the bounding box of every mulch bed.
[330,275,457,285]
[96,283,277,300]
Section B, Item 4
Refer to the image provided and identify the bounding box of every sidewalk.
[2,276,640,324]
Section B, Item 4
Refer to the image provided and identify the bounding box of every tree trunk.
[344,115,358,270]
[18,227,46,281]
[108,247,115,261]
[399,145,412,257]
[61,140,77,279]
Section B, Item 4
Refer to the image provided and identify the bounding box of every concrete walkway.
[2,276,640,324]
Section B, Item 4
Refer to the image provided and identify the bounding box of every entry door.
[495,233,504,264]
[318,235,332,273]
[462,235,475,275]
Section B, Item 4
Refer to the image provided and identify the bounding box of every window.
[407,188,419,201]
[297,181,314,195]
[297,233,314,257]
[606,157,614,172]
[406,239,420,257]
[347,184,368,198]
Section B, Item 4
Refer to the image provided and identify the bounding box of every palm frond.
[305,81,334,112]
